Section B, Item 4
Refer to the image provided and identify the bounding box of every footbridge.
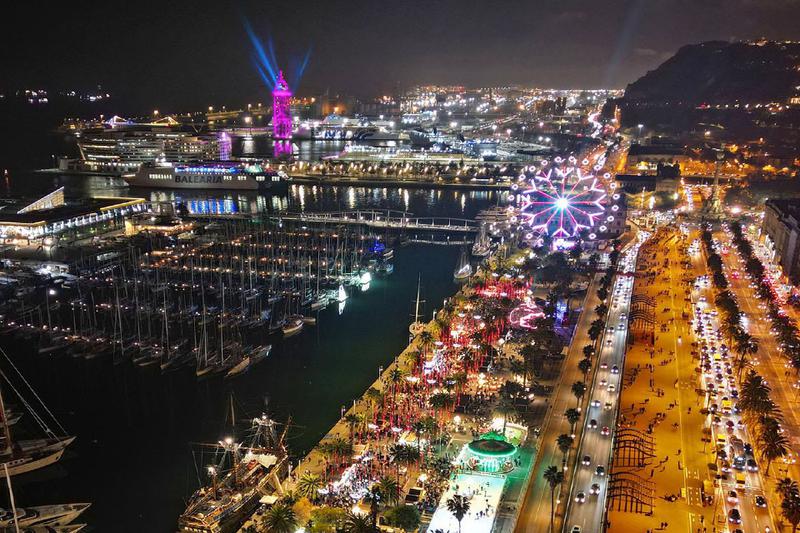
[275,210,480,233]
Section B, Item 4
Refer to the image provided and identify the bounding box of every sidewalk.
[607,230,716,533]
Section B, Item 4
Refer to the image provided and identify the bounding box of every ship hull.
[125,167,289,191]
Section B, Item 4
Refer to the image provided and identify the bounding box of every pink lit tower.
[272,70,293,158]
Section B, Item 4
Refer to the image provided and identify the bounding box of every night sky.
[4,0,800,113]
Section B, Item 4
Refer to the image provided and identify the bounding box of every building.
[762,198,800,282]
[625,143,688,174]
[0,188,146,245]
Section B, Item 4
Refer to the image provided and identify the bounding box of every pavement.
[604,226,774,533]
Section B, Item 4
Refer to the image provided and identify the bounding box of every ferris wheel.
[509,155,621,242]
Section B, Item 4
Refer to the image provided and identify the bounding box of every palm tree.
[759,418,790,475]
[556,433,574,465]
[496,396,517,436]
[375,475,400,506]
[739,371,773,419]
[390,443,417,482]
[262,503,297,533]
[364,486,382,529]
[544,465,564,533]
[343,512,374,533]
[344,412,363,442]
[429,392,454,419]
[582,344,594,359]
[387,366,406,411]
[445,494,471,533]
[364,387,383,421]
[403,349,423,372]
[577,358,592,383]
[783,492,800,533]
[571,381,587,407]
[509,358,527,387]
[777,477,800,500]
[418,330,435,354]
[296,472,323,502]
[565,408,581,436]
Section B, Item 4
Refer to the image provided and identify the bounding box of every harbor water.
[0,132,506,531]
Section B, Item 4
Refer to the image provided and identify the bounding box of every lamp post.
[45,288,56,329]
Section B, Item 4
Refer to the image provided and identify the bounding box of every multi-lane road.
[562,233,646,533]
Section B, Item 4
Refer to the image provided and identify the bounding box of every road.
[714,229,800,522]
[562,234,646,532]
[515,273,604,532]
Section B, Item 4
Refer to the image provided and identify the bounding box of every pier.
[275,210,480,233]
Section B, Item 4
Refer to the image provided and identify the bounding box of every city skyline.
[5,0,800,112]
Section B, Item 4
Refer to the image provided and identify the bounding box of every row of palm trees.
[701,228,789,474]
[537,246,621,533]
[730,222,800,371]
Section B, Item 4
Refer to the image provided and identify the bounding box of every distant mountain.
[624,40,800,106]
[606,40,800,131]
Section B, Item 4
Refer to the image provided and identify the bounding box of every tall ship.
[125,161,291,191]
[178,415,290,533]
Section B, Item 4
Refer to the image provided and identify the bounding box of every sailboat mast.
[414,274,421,323]
[0,385,13,456]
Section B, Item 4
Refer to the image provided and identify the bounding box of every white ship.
[0,503,90,528]
[125,161,290,191]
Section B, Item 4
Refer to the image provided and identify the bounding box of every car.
[728,508,742,524]
[747,459,758,472]
[727,490,739,503]
[589,419,598,429]
[611,365,620,374]
[618,323,625,330]
[607,384,616,392]
[595,465,605,476]
[599,378,608,387]
[607,326,615,333]
[590,399,601,408]
[571,526,582,533]
[604,401,613,410]
[606,338,613,345]
[601,426,610,436]
[754,495,767,508]
[589,483,601,495]
[574,491,586,503]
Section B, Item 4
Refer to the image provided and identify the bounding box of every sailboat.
[472,225,491,257]
[281,317,304,337]
[453,247,473,281]
[409,275,426,338]
[336,284,348,302]
[225,345,271,379]
[0,349,75,478]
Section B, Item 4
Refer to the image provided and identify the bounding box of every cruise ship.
[125,161,290,191]
[74,118,221,174]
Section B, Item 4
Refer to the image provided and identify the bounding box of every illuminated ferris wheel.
[510,155,620,241]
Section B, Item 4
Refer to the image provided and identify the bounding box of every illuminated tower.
[272,70,292,141]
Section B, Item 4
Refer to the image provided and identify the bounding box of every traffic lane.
[693,242,775,531]
[566,294,633,527]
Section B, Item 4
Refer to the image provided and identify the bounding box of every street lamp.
[45,288,56,329]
